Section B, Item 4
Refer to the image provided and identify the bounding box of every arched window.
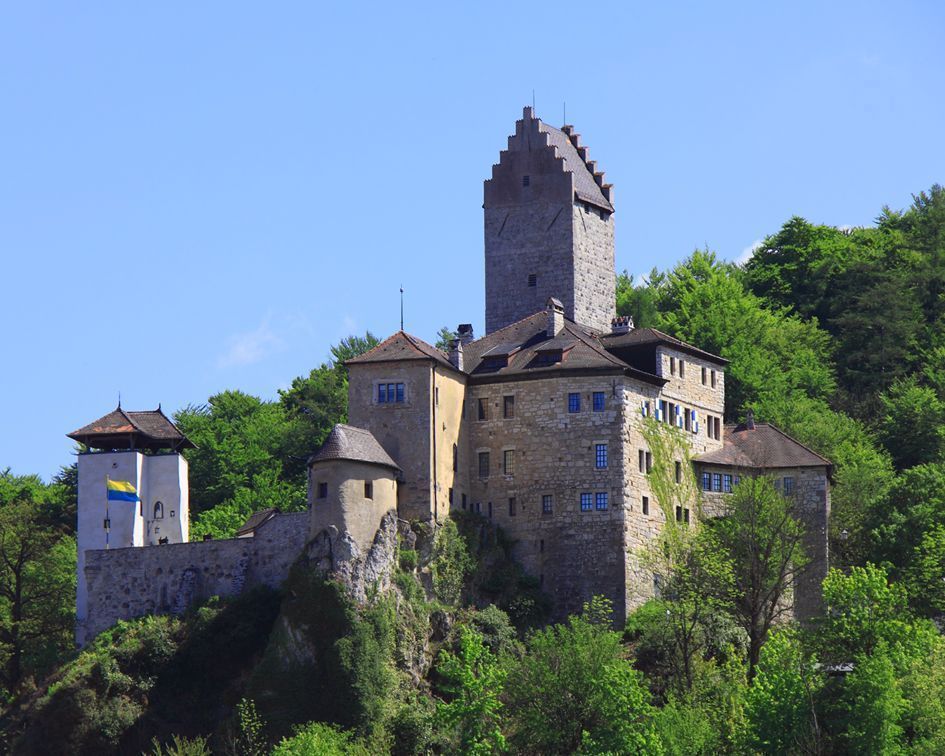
[153,501,164,520]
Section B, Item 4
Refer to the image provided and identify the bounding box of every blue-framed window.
[712,473,722,492]
[595,443,608,469]
[542,495,553,514]
[596,492,608,510]
[378,382,405,403]
[580,492,593,511]
[568,393,581,413]
[723,474,733,493]
[701,472,711,491]
[593,392,605,411]
[783,477,795,495]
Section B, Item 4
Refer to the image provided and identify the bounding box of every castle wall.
[433,365,467,521]
[309,460,397,551]
[571,203,616,333]
[78,511,308,646]
[484,202,576,334]
[465,374,630,620]
[348,361,434,521]
[654,346,726,454]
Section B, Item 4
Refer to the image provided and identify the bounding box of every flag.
[106,478,139,503]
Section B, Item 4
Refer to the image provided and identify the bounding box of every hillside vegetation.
[2,186,945,754]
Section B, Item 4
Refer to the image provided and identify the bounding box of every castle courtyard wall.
[78,511,308,645]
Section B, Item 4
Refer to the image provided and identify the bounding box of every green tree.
[435,625,507,754]
[0,491,76,697]
[742,627,824,755]
[841,646,905,755]
[434,326,457,351]
[904,525,945,617]
[271,722,370,756]
[878,376,945,469]
[710,475,808,677]
[504,597,660,755]
[615,268,662,327]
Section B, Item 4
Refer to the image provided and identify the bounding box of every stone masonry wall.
[78,511,308,645]
[465,374,629,620]
[347,361,434,522]
[571,203,616,333]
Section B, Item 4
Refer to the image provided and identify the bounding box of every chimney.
[546,297,564,337]
[746,409,755,430]
[457,323,474,346]
[610,315,634,335]
[448,339,464,372]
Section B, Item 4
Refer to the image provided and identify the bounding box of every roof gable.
[345,331,457,372]
[68,406,193,451]
[694,423,831,469]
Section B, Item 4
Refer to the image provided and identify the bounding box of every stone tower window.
[670,356,676,376]
[592,392,605,412]
[702,366,707,385]
[318,482,328,499]
[153,501,164,520]
[522,175,530,187]
[364,481,373,499]
[542,495,553,514]
[642,495,649,515]
[638,450,645,473]
[503,395,515,419]
[595,444,608,469]
[508,497,517,517]
[675,462,682,484]
[580,492,593,512]
[711,370,717,388]
[478,452,490,478]
[478,398,488,421]
[503,449,514,476]
[452,444,458,471]
[527,273,537,287]
[568,393,581,413]
[595,492,608,510]
[680,360,686,379]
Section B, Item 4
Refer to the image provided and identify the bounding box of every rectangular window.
[701,472,711,491]
[453,444,458,471]
[675,461,682,484]
[580,492,593,512]
[448,487,454,505]
[522,175,530,187]
[670,356,676,376]
[540,539,545,553]
[503,395,515,419]
[660,400,668,423]
[675,505,683,522]
[684,407,692,431]
[475,501,481,513]
[503,449,514,476]
[568,392,581,413]
[638,449,645,473]
[642,495,649,515]
[734,475,740,487]
[595,443,608,469]
[783,477,795,495]
[542,494,553,514]
[684,508,690,524]
[377,382,405,403]
[645,451,652,473]
[364,481,373,499]
[596,492,608,510]
[593,392,605,411]
[712,473,722,492]
[462,493,467,510]
[723,474,733,493]
[702,366,707,385]
[478,398,488,420]
[527,272,537,286]
[488,502,493,519]
[711,370,717,388]
[318,482,328,499]
[680,360,685,379]
[478,451,490,478]
[508,497,517,517]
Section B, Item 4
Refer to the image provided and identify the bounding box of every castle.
[72,107,830,645]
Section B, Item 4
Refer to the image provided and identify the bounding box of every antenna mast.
[400,286,404,331]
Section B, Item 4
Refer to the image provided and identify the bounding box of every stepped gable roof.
[538,121,614,211]
[601,327,728,366]
[236,507,279,537]
[68,406,194,451]
[345,331,457,372]
[694,422,831,470]
[462,311,665,385]
[309,424,400,471]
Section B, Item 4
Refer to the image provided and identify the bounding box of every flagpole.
[104,475,110,550]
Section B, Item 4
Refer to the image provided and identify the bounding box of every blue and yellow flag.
[106,478,139,503]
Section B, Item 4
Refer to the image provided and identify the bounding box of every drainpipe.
[432,363,438,522]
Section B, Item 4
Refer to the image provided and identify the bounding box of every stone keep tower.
[484,106,616,334]
[69,406,193,642]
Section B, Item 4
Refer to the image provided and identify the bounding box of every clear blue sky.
[2,2,943,480]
